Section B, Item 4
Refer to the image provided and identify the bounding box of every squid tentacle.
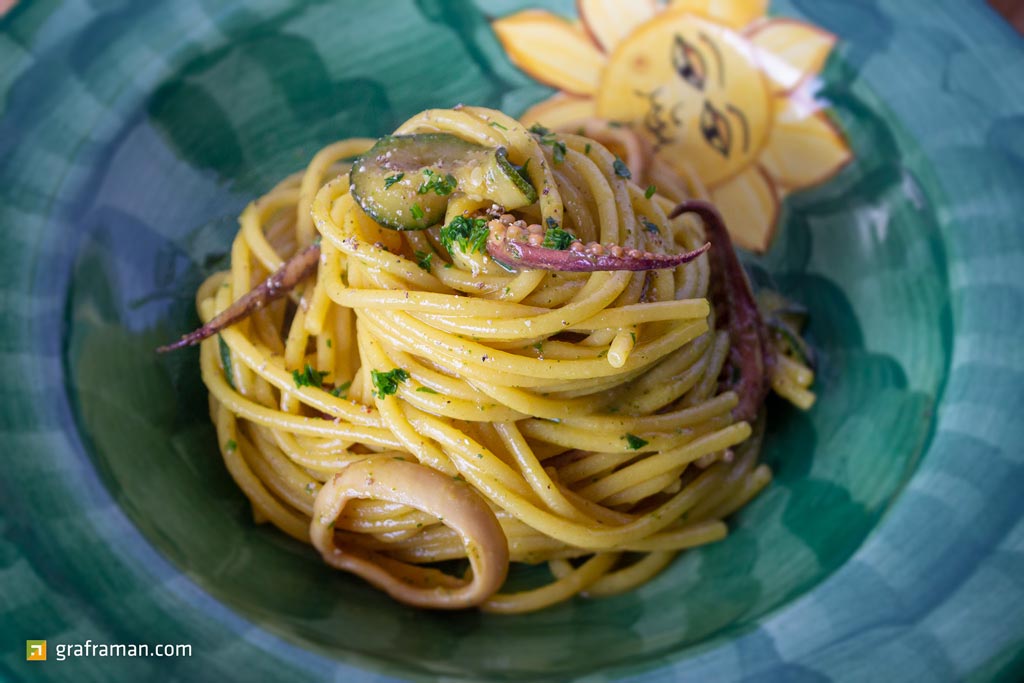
[156,243,321,353]
[485,235,709,272]
[669,200,774,422]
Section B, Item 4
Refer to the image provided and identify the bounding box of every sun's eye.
[699,101,732,157]
[672,35,707,91]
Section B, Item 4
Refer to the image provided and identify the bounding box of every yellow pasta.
[192,106,815,613]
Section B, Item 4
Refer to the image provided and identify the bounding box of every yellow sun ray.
[747,19,837,93]
[492,10,607,96]
[667,0,769,30]
[578,0,659,53]
[710,166,780,252]
[759,94,851,189]
[521,93,598,129]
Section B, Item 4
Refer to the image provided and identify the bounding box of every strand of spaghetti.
[296,138,376,245]
[402,411,542,503]
[212,403,310,542]
[576,422,752,503]
[536,390,737,430]
[408,297,710,336]
[492,421,593,522]
[357,306,709,382]
[269,429,361,472]
[582,551,677,598]
[245,427,319,516]
[240,186,301,273]
[407,413,722,549]
[216,325,381,426]
[358,326,458,476]
[201,342,401,446]
[483,553,619,614]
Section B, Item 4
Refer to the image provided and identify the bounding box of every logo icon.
[26,640,46,661]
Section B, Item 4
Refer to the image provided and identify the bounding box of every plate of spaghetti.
[3,1,1023,682]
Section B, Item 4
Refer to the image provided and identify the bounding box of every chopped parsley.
[383,173,404,190]
[292,363,328,389]
[533,341,544,353]
[542,221,575,250]
[613,156,632,179]
[624,433,649,450]
[630,331,637,344]
[325,338,332,348]
[330,381,351,398]
[417,169,457,196]
[645,184,657,199]
[641,217,660,234]
[549,139,567,163]
[607,120,623,128]
[529,123,566,163]
[439,215,490,255]
[409,203,425,220]
[416,386,439,394]
[584,143,591,155]
[489,121,508,130]
[414,250,433,272]
[371,368,410,398]
[225,439,237,453]
[218,335,234,389]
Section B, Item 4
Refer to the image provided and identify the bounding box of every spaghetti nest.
[196,106,812,613]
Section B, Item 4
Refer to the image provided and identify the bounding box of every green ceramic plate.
[2,1,1022,681]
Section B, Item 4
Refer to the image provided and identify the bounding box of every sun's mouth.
[636,86,685,151]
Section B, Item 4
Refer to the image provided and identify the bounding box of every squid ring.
[310,456,510,609]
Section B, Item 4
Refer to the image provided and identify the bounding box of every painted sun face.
[597,13,769,186]
[492,0,852,252]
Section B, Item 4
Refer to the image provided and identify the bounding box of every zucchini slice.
[349,133,537,230]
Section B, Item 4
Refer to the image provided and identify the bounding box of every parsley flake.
[542,221,575,250]
[414,250,433,271]
[371,368,410,398]
[489,121,508,131]
[330,381,351,398]
[218,335,235,389]
[439,215,490,255]
[529,124,567,163]
[645,184,657,199]
[292,363,328,389]
[383,173,404,190]
[584,143,591,155]
[613,156,632,179]
[416,386,439,394]
[641,217,660,234]
[417,169,457,196]
[624,433,648,450]
[549,139,567,163]
[409,203,425,220]
[225,439,237,453]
